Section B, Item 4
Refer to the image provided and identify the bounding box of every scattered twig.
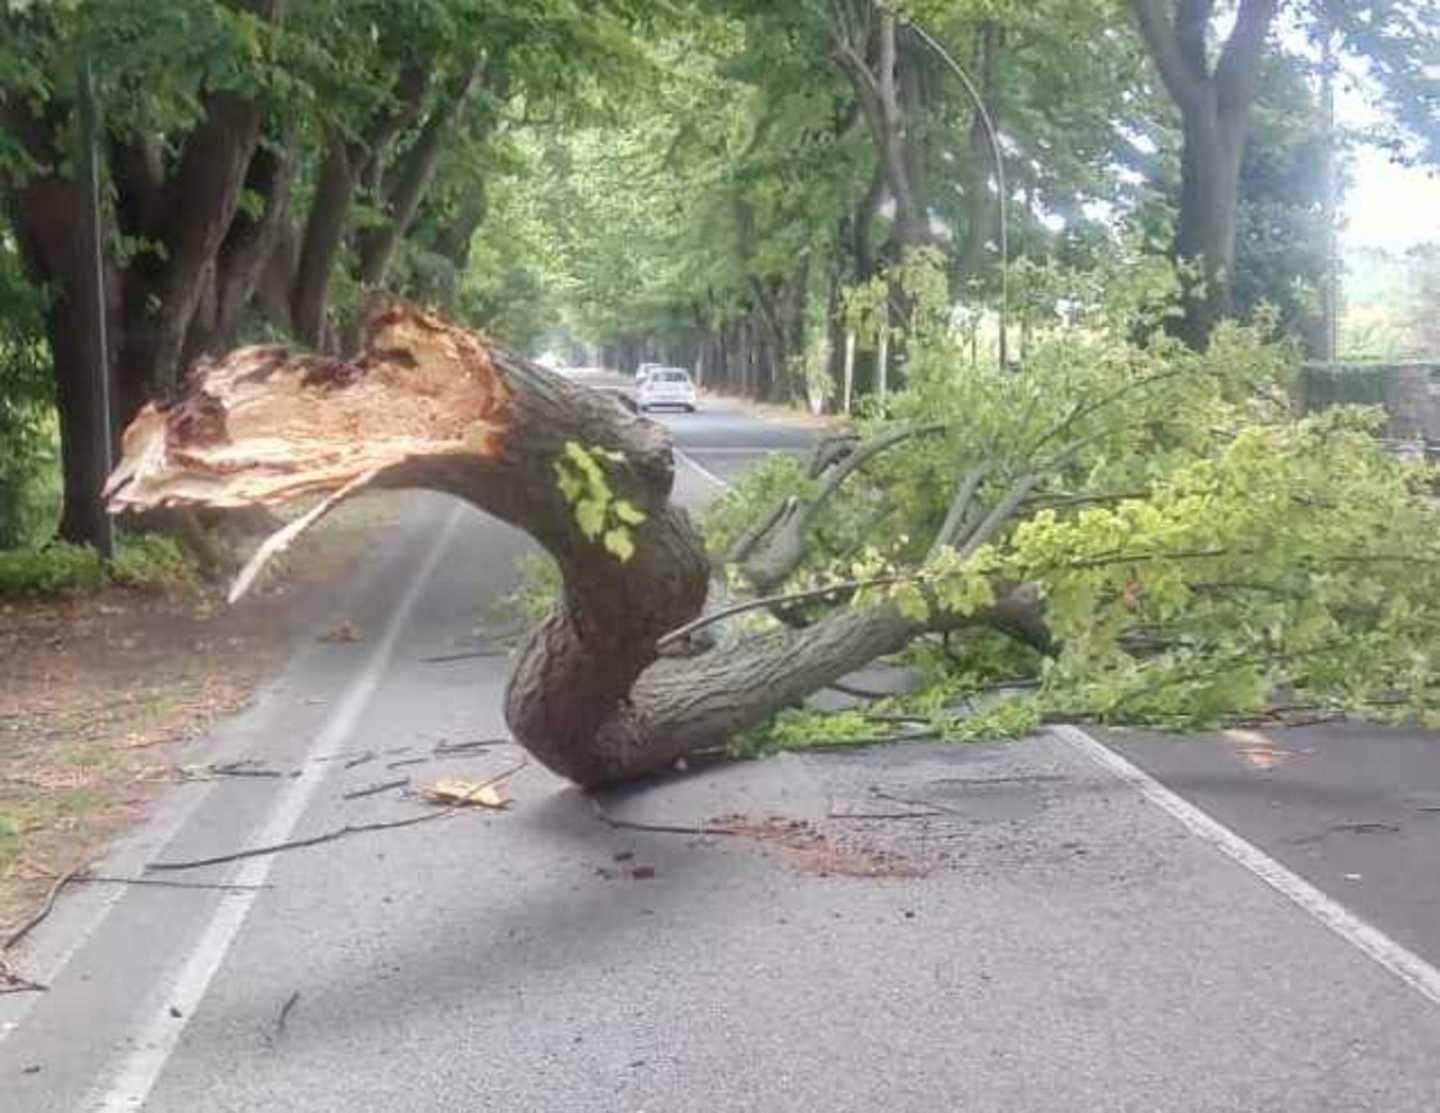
[274,990,301,1042]
[343,751,377,770]
[590,801,740,838]
[805,730,941,750]
[419,650,504,663]
[385,757,428,770]
[146,811,462,873]
[148,761,529,872]
[0,975,47,994]
[3,862,88,951]
[210,762,288,779]
[432,738,506,755]
[827,809,946,820]
[341,778,409,801]
[872,791,962,815]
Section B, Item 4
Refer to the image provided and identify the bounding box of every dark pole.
[76,50,114,558]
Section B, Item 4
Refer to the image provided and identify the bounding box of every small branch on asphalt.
[3,862,89,951]
[590,800,741,838]
[420,650,505,663]
[341,778,410,800]
[0,971,47,994]
[210,761,288,778]
[806,729,941,751]
[385,757,429,770]
[871,791,962,815]
[268,989,301,1047]
[148,762,529,871]
[147,811,462,872]
[432,738,507,755]
[343,751,377,770]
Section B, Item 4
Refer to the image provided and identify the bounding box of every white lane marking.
[675,448,730,490]
[1054,723,1440,1009]
[84,504,465,1112]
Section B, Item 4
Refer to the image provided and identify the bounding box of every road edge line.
[675,448,728,490]
[1053,723,1440,1009]
[84,504,466,1113]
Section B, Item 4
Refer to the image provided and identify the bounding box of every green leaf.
[613,499,647,525]
[575,498,606,539]
[603,527,635,562]
[555,461,584,504]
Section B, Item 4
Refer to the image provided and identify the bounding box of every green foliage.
[730,707,885,757]
[713,255,1440,742]
[1301,365,1387,409]
[553,441,646,562]
[0,541,105,598]
[0,533,197,598]
[109,533,198,589]
[0,233,57,547]
[493,550,562,627]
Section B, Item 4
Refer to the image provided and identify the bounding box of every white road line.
[675,448,730,490]
[1054,723,1440,1009]
[84,504,465,1113]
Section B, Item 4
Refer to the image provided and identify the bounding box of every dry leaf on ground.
[421,778,512,809]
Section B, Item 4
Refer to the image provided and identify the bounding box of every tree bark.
[356,63,482,288]
[104,300,1043,786]
[3,93,131,546]
[1131,0,1279,348]
[825,2,932,254]
[290,138,359,349]
[958,23,1001,284]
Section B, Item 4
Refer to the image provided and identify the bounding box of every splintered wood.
[106,303,512,514]
[104,301,515,600]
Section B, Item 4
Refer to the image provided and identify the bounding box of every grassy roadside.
[0,494,404,951]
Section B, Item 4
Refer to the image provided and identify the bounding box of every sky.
[1345,152,1440,252]
[1337,61,1440,253]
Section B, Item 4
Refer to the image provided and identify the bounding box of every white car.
[638,368,697,413]
[636,361,661,382]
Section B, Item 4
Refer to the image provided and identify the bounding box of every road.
[4,397,1440,1111]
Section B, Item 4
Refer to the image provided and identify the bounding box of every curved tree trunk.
[105,299,1040,787]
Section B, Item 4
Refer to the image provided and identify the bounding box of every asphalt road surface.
[4,396,1440,1112]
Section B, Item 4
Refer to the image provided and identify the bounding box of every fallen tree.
[106,280,1440,787]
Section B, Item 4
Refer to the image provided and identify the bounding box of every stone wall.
[1301,362,1440,442]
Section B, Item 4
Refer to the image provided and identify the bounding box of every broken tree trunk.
[105,299,1039,787]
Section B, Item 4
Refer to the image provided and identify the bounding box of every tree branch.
[1214,0,1280,119]
[1131,0,1210,115]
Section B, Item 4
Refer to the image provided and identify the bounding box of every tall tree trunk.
[1173,112,1245,348]
[1132,0,1279,348]
[186,131,300,362]
[356,63,481,288]
[958,23,1001,284]
[290,139,358,349]
[826,3,931,254]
